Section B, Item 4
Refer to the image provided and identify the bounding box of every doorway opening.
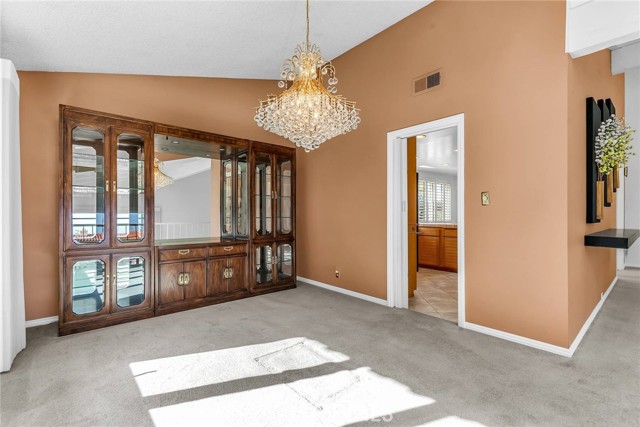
[386,114,465,326]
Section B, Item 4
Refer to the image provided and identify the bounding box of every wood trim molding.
[386,112,465,326]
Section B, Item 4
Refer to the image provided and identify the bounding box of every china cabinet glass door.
[254,153,273,238]
[114,133,147,245]
[255,244,274,286]
[113,255,148,308]
[276,157,293,237]
[276,243,294,282]
[222,159,234,237]
[69,125,109,249]
[236,153,249,237]
[66,256,110,321]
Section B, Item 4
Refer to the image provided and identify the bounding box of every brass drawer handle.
[223,246,234,252]
[178,249,190,255]
[177,273,190,286]
[223,267,234,279]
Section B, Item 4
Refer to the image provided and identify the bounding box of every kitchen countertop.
[418,223,457,228]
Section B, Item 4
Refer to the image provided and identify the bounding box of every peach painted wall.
[567,50,623,343]
[18,1,621,349]
[18,72,287,320]
[296,0,573,346]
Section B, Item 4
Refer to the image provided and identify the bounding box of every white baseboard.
[463,276,618,358]
[297,276,388,306]
[567,275,618,356]
[463,322,574,357]
[25,316,58,328]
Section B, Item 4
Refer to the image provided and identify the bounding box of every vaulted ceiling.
[1,1,431,79]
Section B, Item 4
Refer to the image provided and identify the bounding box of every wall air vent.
[427,71,440,89]
[413,69,442,96]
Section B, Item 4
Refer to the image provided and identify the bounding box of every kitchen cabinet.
[418,226,458,272]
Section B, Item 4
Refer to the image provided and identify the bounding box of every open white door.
[1,59,26,372]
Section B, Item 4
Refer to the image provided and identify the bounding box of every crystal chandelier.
[255,0,361,152]
[154,158,173,189]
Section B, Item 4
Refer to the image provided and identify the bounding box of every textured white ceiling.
[417,127,458,175]
[0,0,431,79]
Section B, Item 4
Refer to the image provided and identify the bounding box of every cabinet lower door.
[276,242,294,285]
[227,256,247,293]
[183,261,206,300]
[207,258,228,296]
[418,236,440,267]
[254,244,275,287]
[158,262,184,305]
[442,237,458,271]
[112,252,151,312]
[64,255,110,322]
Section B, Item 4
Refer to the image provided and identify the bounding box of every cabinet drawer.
[443,228,458,238]
[419,227,441,237]
[159,247,207,262]
[209,244,246,257]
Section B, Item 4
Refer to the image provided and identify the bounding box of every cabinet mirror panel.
[277,157,293,235]
[116,256,146,307]
[237,153,249,237]
[277,243,293,280]
[254,154,272,236]
[71,259,106,315]
[71,127,106,245]
[255,245,273,284]
[154,134,226,242]
[116,134,146,243]
[222,159,233,236]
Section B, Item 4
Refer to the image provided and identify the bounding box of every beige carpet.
[1,276,639,426]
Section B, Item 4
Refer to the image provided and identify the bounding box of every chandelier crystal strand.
[254,0,361,152]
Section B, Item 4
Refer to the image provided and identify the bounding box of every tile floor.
[409,268,458,322]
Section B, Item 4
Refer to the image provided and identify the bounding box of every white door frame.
[386,113,466,326]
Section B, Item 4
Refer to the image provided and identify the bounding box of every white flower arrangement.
[595,115,635,176]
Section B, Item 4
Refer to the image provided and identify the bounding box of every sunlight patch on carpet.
[148,367,434,426]
[129,338,349,397]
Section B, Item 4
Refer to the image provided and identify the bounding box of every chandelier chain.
[306,0,310,48]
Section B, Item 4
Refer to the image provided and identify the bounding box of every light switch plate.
[481,191,490,206]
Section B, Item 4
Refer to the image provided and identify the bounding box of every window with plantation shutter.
[420,180,452,223]
[418,180,427,223]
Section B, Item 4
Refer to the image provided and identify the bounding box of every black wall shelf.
[584,229,640,249]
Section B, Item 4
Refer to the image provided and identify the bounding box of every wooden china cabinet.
[59,107,155,334]
[59,106,296,335]
[251,142,296,292]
